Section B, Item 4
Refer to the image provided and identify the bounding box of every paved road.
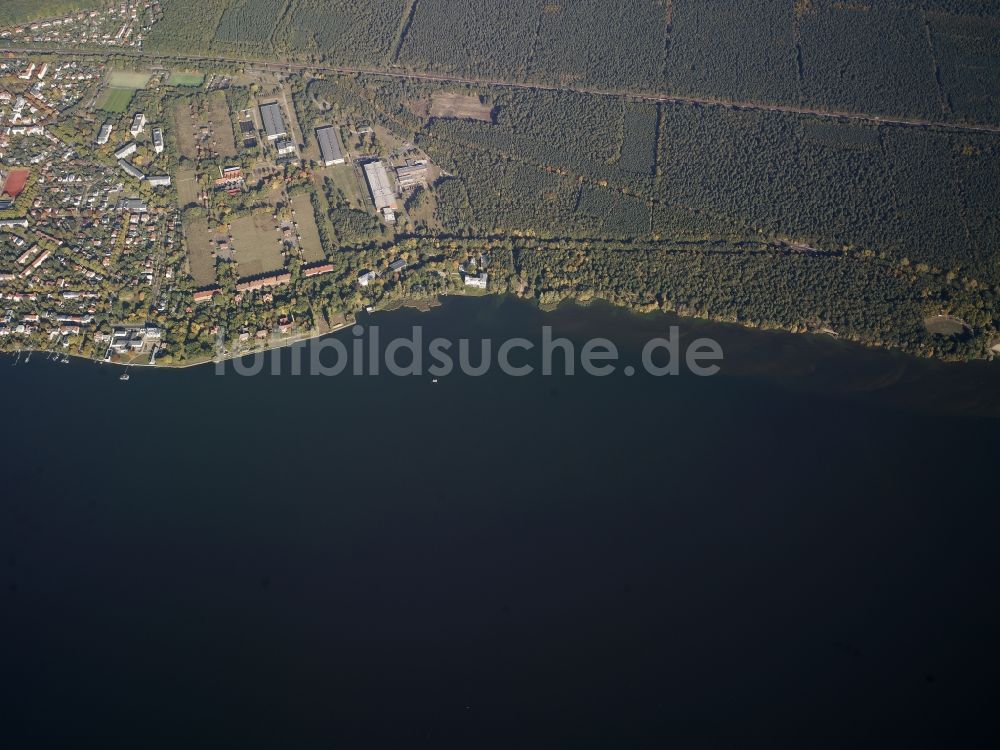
[5,45,1000,136]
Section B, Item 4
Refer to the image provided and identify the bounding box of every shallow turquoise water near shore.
[3,295,999,745]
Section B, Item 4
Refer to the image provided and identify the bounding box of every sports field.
[1,168,31,199]
[108,71,151,88]
[171,71,205,87]
[97,88,136,113]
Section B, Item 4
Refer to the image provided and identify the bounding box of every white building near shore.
[465,273,488,290]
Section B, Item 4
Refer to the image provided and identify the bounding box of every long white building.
[363,161,397,222]
[96,122,113,145]
[114,141,137,159]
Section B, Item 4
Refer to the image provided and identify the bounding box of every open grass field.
[175,167,199,208]
[291,193,325,263]
[170,71,206,87]
[171,99,199,159]
[96,88,136,114]
[324,162,367,210]
[925,315,972,336]
[230,212,284,278]
[183,216,217,286]
[206,91,238,158]
[429,93,495,122]
[108,71,152,89]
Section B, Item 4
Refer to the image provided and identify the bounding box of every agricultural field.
[183,216,218,286]
[323,161,367,210]
[291,193,325,263]
[172,99,198,159]
[666,0,799,104]
[230,212,285,278]
[205,92,238,157]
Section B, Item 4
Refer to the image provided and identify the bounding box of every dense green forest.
[930,11,1000,124]
[514,241,995,360]
[526,1,669,91]
[133,1,1000,128]
[667,0,799,104]
[273,0,408,66]
[798,1,941,119]
[213,0,286,51]
[655,104,1000,284]
[395,0,538,77]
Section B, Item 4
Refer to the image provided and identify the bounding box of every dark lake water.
[3,295,999,747]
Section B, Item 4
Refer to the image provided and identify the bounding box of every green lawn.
[97,87,136,113]
[170,71,205,87]
[108,71,151,88]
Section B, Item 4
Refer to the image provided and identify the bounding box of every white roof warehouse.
[364,161,397,220]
